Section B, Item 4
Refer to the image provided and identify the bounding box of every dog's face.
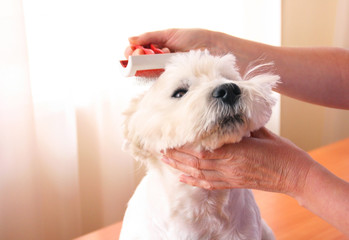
[123,51,279,162]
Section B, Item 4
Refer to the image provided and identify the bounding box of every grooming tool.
[119,44,177,78]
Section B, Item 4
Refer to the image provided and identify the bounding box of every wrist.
[290,159,327,206]
[206,30,232,55]
[291,160,349,235]
[283,151,316,200]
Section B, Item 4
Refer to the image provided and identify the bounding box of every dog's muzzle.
[212,83,241,106]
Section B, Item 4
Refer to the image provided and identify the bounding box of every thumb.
[250,127,274,139]
[129,30,169,47]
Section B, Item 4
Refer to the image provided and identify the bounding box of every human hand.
[162,127,316,197]
[124,28,225,59]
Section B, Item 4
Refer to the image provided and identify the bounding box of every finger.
[150,43,159,48]
[174,144,234,160]
[171,144,217,160]
[179,175,232,190]
[249,127,274,139]
[132,48,145,56]
[161,156,221,181]
[164,149,217,170]
[162,47,171,53]
[124,46,134,59]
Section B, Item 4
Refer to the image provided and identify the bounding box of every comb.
[119,44,178,78]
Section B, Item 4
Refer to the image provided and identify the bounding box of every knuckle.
[192,157,201,169]
[171,159,177,168]
[165,148,174,158]
[230,165,244,177]
[197,151,209,160]
[191,170,201,179]
[192,169,205,179]
[207,159,219,170]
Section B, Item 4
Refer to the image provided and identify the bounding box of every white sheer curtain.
[334,0,349,49]
[1,1,136,239]
[0,0,281,239]
[0,1,41,238]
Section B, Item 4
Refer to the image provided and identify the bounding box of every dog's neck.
[143,156,251,236]
[147,153,237,208]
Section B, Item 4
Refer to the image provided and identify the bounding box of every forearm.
[293,163,349,236]
[272,47,349,109]
[214,31,349,109]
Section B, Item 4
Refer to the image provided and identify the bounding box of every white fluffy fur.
[120,50,279,240]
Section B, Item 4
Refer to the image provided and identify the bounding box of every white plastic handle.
[119,53,178,77]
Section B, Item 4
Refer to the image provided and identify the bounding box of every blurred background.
[0,0,348,239]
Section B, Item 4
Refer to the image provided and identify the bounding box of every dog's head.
[123,50,279,164]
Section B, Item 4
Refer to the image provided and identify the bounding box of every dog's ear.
[122,92,154,163]
[220,53,236,65]
[122,92,144,144]
[218,53,242,81]
[243,72,280,131]
[122,139,130,152]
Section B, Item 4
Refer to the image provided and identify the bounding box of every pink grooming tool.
[119,44,177,78]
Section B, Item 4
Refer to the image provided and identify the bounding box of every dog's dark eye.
[172,88,188,98]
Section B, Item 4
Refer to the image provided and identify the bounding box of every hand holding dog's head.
[123,50,279,163]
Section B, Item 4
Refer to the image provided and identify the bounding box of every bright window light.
[22,0,280,131]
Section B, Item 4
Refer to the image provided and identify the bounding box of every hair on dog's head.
[123,50,279,164]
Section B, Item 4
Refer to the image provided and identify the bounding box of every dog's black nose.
[212,83,241,105]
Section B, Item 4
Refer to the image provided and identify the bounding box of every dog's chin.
[217,114,244,129]
[198,115,249,150]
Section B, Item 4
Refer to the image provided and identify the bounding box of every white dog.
[120,50,279,240]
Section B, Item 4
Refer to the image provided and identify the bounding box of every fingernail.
[179,174,190,182]
[128,36,138,44]
[132,48,144,56]
[179,175,185,182]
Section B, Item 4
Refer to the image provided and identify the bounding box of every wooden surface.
[74,222,123,240]
[74,138,349,240]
